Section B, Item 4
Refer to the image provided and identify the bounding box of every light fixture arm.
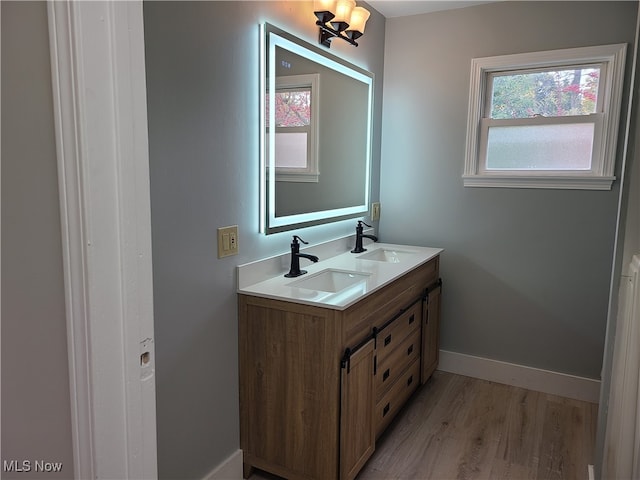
[316,19,360,47]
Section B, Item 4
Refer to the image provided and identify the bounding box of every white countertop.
[237,243,442,310]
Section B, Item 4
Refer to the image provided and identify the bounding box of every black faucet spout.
[298,253,320,263]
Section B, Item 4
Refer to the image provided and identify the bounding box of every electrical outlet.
[217,225,239,258]
[371,202,381,221]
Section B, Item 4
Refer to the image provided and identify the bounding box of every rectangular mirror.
[260,23,373,234]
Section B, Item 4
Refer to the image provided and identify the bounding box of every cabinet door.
[421,282,441,384]
[340,339,375,480]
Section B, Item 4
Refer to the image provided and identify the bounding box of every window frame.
[463,44,627,190]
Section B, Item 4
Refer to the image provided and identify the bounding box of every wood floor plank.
[359,372,597,480]
[250,371,597,480]
[492,387,546,478]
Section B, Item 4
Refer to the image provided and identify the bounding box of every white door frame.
[48,1,157,478]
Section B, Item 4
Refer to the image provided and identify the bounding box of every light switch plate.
[218,225,238,258]
[371,202,381,221]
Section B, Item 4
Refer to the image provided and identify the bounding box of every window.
[464,44,627,190]
[267,74,319,182]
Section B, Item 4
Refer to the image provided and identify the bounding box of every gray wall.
[142,2,385,477]
[1,1,75,477]
[379,1,638,379]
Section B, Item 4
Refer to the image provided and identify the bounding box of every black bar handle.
[408,314,415,325]
[340,347,352,372]
[383,368,390,381]
[407,375,413,387]
[423,278,443,302]
[407,344,414,356]
[384,334,392,346]
[383,403,390,416]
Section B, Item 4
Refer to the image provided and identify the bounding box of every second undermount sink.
[287,269,371,293]
[357,248,417,263]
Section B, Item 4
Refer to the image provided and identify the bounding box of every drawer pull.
[407,344,414,356]
[408,314,415,325]
[384,334,392,346]
[407,375,413,387]
[383,403,390,417]
[383,368,390,381]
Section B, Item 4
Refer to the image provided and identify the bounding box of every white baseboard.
[438,350,601,403]
[203,449,243,480]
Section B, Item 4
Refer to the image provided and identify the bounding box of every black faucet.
[351,221,378,253]
[284,235,319,278]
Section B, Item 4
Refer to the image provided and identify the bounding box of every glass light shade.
[313,0,337,13]
[348,6,370,33]
[333,0,356,23]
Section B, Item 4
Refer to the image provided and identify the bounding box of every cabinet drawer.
[342,258,438,348]
[343,281,420,348]
[375,359,420,438]
[376,301,421,366]
[376,326,421,400]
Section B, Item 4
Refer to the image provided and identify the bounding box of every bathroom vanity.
[238,243,442,480]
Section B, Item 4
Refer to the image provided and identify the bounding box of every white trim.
[48,2,158,478]
[464,43,627,190]
[461,175,616,190]
[48,3,95,477]
[202,450,243,480]
[603,255,640,479]
[438,350,601,403]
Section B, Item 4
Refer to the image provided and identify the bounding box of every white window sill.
[276,172,319,183]
[462,175,615,190]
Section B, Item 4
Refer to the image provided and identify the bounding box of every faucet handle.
[292,235,309,245]
[358,220,372,228]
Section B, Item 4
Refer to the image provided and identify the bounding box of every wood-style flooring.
[251,371,598,480]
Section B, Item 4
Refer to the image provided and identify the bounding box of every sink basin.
[357,248,416,263]
[287,269,370,293]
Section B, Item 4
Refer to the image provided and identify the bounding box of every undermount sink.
[357,248,417,263]
[287,269,371,293]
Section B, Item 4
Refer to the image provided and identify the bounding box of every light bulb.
[333,0,355,24]
[313,0,337,14]
[348,6,370,33]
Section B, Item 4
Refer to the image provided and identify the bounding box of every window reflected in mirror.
[267,73,319,182]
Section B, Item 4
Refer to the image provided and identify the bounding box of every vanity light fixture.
[313,0,371,48]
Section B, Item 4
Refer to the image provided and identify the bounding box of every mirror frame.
[260,23,374,234]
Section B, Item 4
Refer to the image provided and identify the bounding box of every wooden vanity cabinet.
[238,256,440,480]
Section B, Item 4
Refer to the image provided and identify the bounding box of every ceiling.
[366,1,494,18]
